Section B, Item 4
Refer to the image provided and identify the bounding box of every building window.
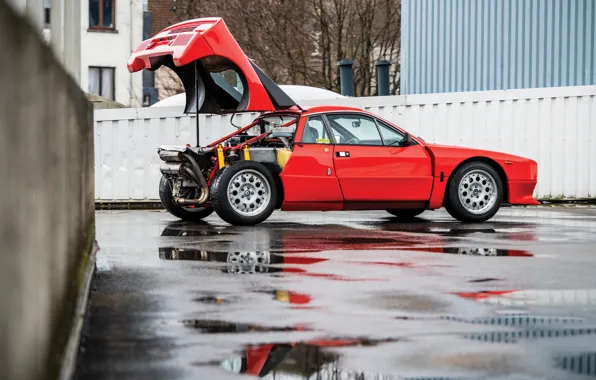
[89,0,115,30]
[43,0,51,26]
[89,67,115,100]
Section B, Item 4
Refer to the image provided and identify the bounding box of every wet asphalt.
[75,207,596,380]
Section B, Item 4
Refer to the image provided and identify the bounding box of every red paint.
[454,290,518,300]
[282,256,329,265]
[426,143,539,204]
[333,144,433,201]
[130,17,539,215]
[128,17,277,112]
[207,160,218,186]
[245,344,275,375]
[508,180,540,205]
[207,119,260,147]
[428,178,448,209]
[280,131,344,206]
[287,292,312,305]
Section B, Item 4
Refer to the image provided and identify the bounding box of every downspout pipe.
[337,59,354,97]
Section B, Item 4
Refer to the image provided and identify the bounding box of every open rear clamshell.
[128,17,297,114]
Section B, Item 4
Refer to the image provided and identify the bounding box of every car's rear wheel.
[211,161,277,226]
[445,161,503,222]
[159,176,214,222]
[386,209,426,219]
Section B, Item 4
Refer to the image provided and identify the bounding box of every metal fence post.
[376,60,391,96]
[337,59,354,96]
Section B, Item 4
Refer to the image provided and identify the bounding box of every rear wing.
[128,17,298,114]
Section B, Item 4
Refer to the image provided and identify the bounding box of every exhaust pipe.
[160,162,183,175]
[174,153,210,206]
[158,150,183,162]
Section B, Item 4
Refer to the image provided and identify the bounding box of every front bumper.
[508,180,540,205]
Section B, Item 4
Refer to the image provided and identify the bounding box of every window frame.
[88,66,116,100]
[298,111,416,147]
[298,115,335,145]
[375,118,409,147]
[88,0,116,31]
[323,112,402,147]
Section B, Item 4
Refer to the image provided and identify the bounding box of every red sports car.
[128,17,539,226]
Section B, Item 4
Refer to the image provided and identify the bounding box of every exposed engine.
[158,115,297,207]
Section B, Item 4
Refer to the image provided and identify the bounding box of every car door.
[279,115,344,210]
[326,112,433,201]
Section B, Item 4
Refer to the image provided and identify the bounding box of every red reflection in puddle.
[454,290,519,300]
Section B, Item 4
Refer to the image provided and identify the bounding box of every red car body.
[128,17,539,224]
[276,105,538,212]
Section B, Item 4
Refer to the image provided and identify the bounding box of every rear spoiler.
[128,17,298,114]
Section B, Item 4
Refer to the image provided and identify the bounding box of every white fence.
[95,85,596,202]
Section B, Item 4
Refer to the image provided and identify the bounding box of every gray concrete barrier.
[0,2,95,380]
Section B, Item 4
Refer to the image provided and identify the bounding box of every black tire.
[386,209,426,219]
[444,161,503,222]
[159,176,214,222]
[210,161,278,226]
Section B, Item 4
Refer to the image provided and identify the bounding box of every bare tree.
[163,0,401,96]
[310,0,401,95]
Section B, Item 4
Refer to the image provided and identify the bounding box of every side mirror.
[402,132,413,146]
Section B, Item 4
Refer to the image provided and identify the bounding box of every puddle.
[468,278,501,283]
[216,338,400,378]
[202,314,596,379]
[411,247,534,256]
[182,319,304,333]
[366,292,452,313]
[193,295,231,304]
[161,229,236,237]
[466,326,596,343]
[161,223,237,237]
[159,223,535,259]
[159,248,281,263]
[218,343,338,377]
[158,248,362,280]
[555,352,596,377]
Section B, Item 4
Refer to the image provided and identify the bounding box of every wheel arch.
[442,157,509,207]
[251,161,284,209]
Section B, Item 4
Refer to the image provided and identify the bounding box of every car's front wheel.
[210,161,278,226]
[445,161,503,222]
[386,209,426,219]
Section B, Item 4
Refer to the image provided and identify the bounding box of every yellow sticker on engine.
[316,138,330,144]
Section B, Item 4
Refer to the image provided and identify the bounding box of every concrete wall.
[0,2,95,380]
[80,0,143,107]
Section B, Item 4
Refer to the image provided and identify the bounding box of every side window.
[301,116,331,144]
[326,114,383,146]
[377,120,406,146]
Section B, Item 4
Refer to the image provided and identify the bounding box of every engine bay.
[157,112,299,206]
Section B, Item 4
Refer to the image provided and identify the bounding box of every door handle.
[336,151,350,157]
